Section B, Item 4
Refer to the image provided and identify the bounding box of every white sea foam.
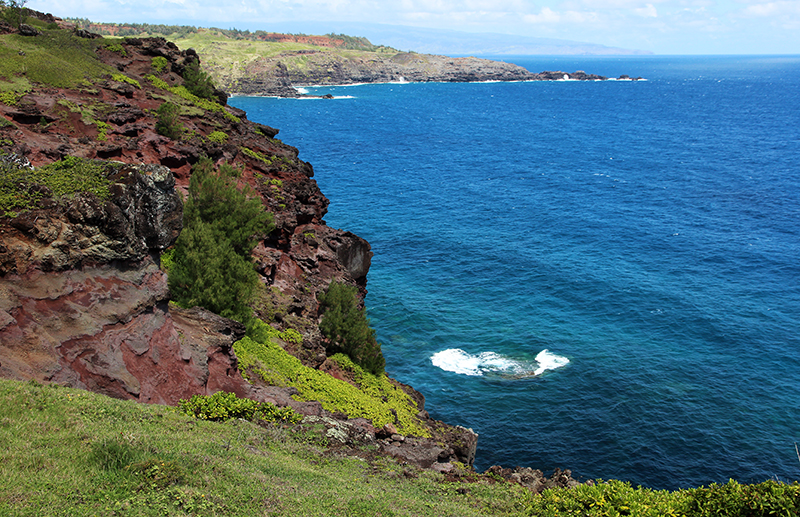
[533,349,570,376]
[431,348,569,377]
[294,87,310,94]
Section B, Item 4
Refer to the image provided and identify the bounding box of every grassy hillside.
[0,378,524,516]
[2,378,799,516]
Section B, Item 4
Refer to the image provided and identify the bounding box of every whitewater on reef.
[231,55,800,491]
[431,349,569,378]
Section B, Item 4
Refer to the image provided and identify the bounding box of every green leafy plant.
[104,42,127,56]
[233,324,429,436]
[167,157,274,324]
[145,74,240,123]
[178,391,302,424]
[95,120,109,141]
[181,59,216,100]
[111,72,140,88]
[206,130,228,144]
[241,146,273,165]
[0,91,24,106]
[155,102,182,140]
[318,281,385,375]
[151,56,169,73]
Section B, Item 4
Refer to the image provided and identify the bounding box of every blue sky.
[30,0,800,54]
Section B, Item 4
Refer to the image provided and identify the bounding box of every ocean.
[230,55,800,490]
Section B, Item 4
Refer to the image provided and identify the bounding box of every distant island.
[66,21,642,97]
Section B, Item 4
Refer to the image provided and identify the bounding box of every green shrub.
[685,479,800,517]
[104,42,127,56]
[178,391,302,424]
[318,281,385,375]
[155,102,182,140]
[168,157,274,324]
[206,130,228,144]
[0,91,24,106]
[233,327,429,436]
[111,72,140,89]
[145,74,240,123]
[181,59,216,100]
[95,119,109,141]
[519,479,689,517]
[151,56,169,73]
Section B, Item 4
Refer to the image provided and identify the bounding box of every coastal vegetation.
[167,157,273,326]
[1,378,798,516]
[0,155,110,217]
[234,324,428,437]
[1,11,798,516]
[319,280,386,375]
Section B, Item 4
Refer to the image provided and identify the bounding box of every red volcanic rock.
[0,163,251,405]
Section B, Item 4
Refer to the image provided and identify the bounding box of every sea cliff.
[0,12,483,472]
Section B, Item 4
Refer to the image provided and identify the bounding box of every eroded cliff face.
[0,162,253,404]
[0,30,370,401]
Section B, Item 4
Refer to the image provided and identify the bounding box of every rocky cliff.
[0,14,478,469]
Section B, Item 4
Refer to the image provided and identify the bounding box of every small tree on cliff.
[182,59,216,100]
[168,157,274,324]
[318,281,385,375]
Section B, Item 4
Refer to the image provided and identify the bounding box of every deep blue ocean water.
[230,55,800,490]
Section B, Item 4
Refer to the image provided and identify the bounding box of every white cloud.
[523,7,563,23]
[24,0,800,53]
[634,3,658,16]
[741,0,799,16]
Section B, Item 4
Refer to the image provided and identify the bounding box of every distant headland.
[66,21,643,98]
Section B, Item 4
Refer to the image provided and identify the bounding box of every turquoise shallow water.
[231,55,800,490]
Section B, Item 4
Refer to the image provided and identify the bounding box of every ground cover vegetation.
[0,16,119,94]
[2,378,798,516]
[234,321,429,437]
[0,154,110,217]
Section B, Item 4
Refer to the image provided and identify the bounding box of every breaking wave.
[430,348,569,378]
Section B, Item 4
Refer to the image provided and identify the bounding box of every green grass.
[0,30,118,92]
[0,378,526,517]
[2,378,798,516]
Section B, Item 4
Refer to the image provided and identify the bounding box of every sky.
[29,0,800,54]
